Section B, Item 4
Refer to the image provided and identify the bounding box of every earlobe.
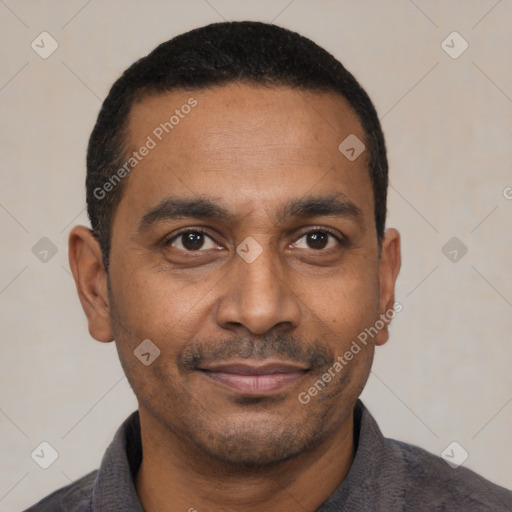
[68,226,114,343]
[375,228,401,346]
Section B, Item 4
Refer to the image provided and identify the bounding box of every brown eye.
[292,230,340,251]
[167,231,218,251]
[306,232,329,249]
[182,232,205,250]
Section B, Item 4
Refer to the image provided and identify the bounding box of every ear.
[68,225,114,343]
[374,228,401,346]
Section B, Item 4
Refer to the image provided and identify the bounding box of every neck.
[135,407,356,512]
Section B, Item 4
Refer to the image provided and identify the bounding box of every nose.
[215,244,301,336]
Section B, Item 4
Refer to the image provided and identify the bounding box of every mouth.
[198,360,309,395]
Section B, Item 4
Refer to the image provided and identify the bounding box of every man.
[26,21,511,512]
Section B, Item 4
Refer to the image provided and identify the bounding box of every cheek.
[108,271,203,410]
[302,261,380,344]
[108,268,214,357]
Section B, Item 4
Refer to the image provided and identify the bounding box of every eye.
[292,229,341,251]
[166,230,219,251]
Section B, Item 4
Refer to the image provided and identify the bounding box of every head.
[70,21,400,467]
[86,21,389,270]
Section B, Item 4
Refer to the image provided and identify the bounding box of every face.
[74,83,400,467]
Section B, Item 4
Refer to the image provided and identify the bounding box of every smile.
[198,361,309,395]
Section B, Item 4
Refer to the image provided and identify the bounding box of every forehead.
[117,83,373,227]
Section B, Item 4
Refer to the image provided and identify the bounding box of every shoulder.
[23,470,97,512]
[388,438,512,511]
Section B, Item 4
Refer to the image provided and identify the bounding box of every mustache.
[178,332,334,372]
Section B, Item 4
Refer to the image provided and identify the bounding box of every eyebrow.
[138,194,363,234]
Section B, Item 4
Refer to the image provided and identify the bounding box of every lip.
[198,360,309,395]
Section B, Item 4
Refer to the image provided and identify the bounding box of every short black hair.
[86,21,388,270]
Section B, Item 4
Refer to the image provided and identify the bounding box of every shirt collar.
[90,400,397,511]
[91,410,144,510]
[317,399,405,511]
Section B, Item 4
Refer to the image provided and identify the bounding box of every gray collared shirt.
[24,400,512,511]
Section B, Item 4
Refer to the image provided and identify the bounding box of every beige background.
[1,1,511,510]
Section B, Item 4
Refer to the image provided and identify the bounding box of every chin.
[188,414,328,468]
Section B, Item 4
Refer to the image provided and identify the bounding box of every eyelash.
[163,226,348,252]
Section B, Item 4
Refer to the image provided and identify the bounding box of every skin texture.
[69,83,401,512]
